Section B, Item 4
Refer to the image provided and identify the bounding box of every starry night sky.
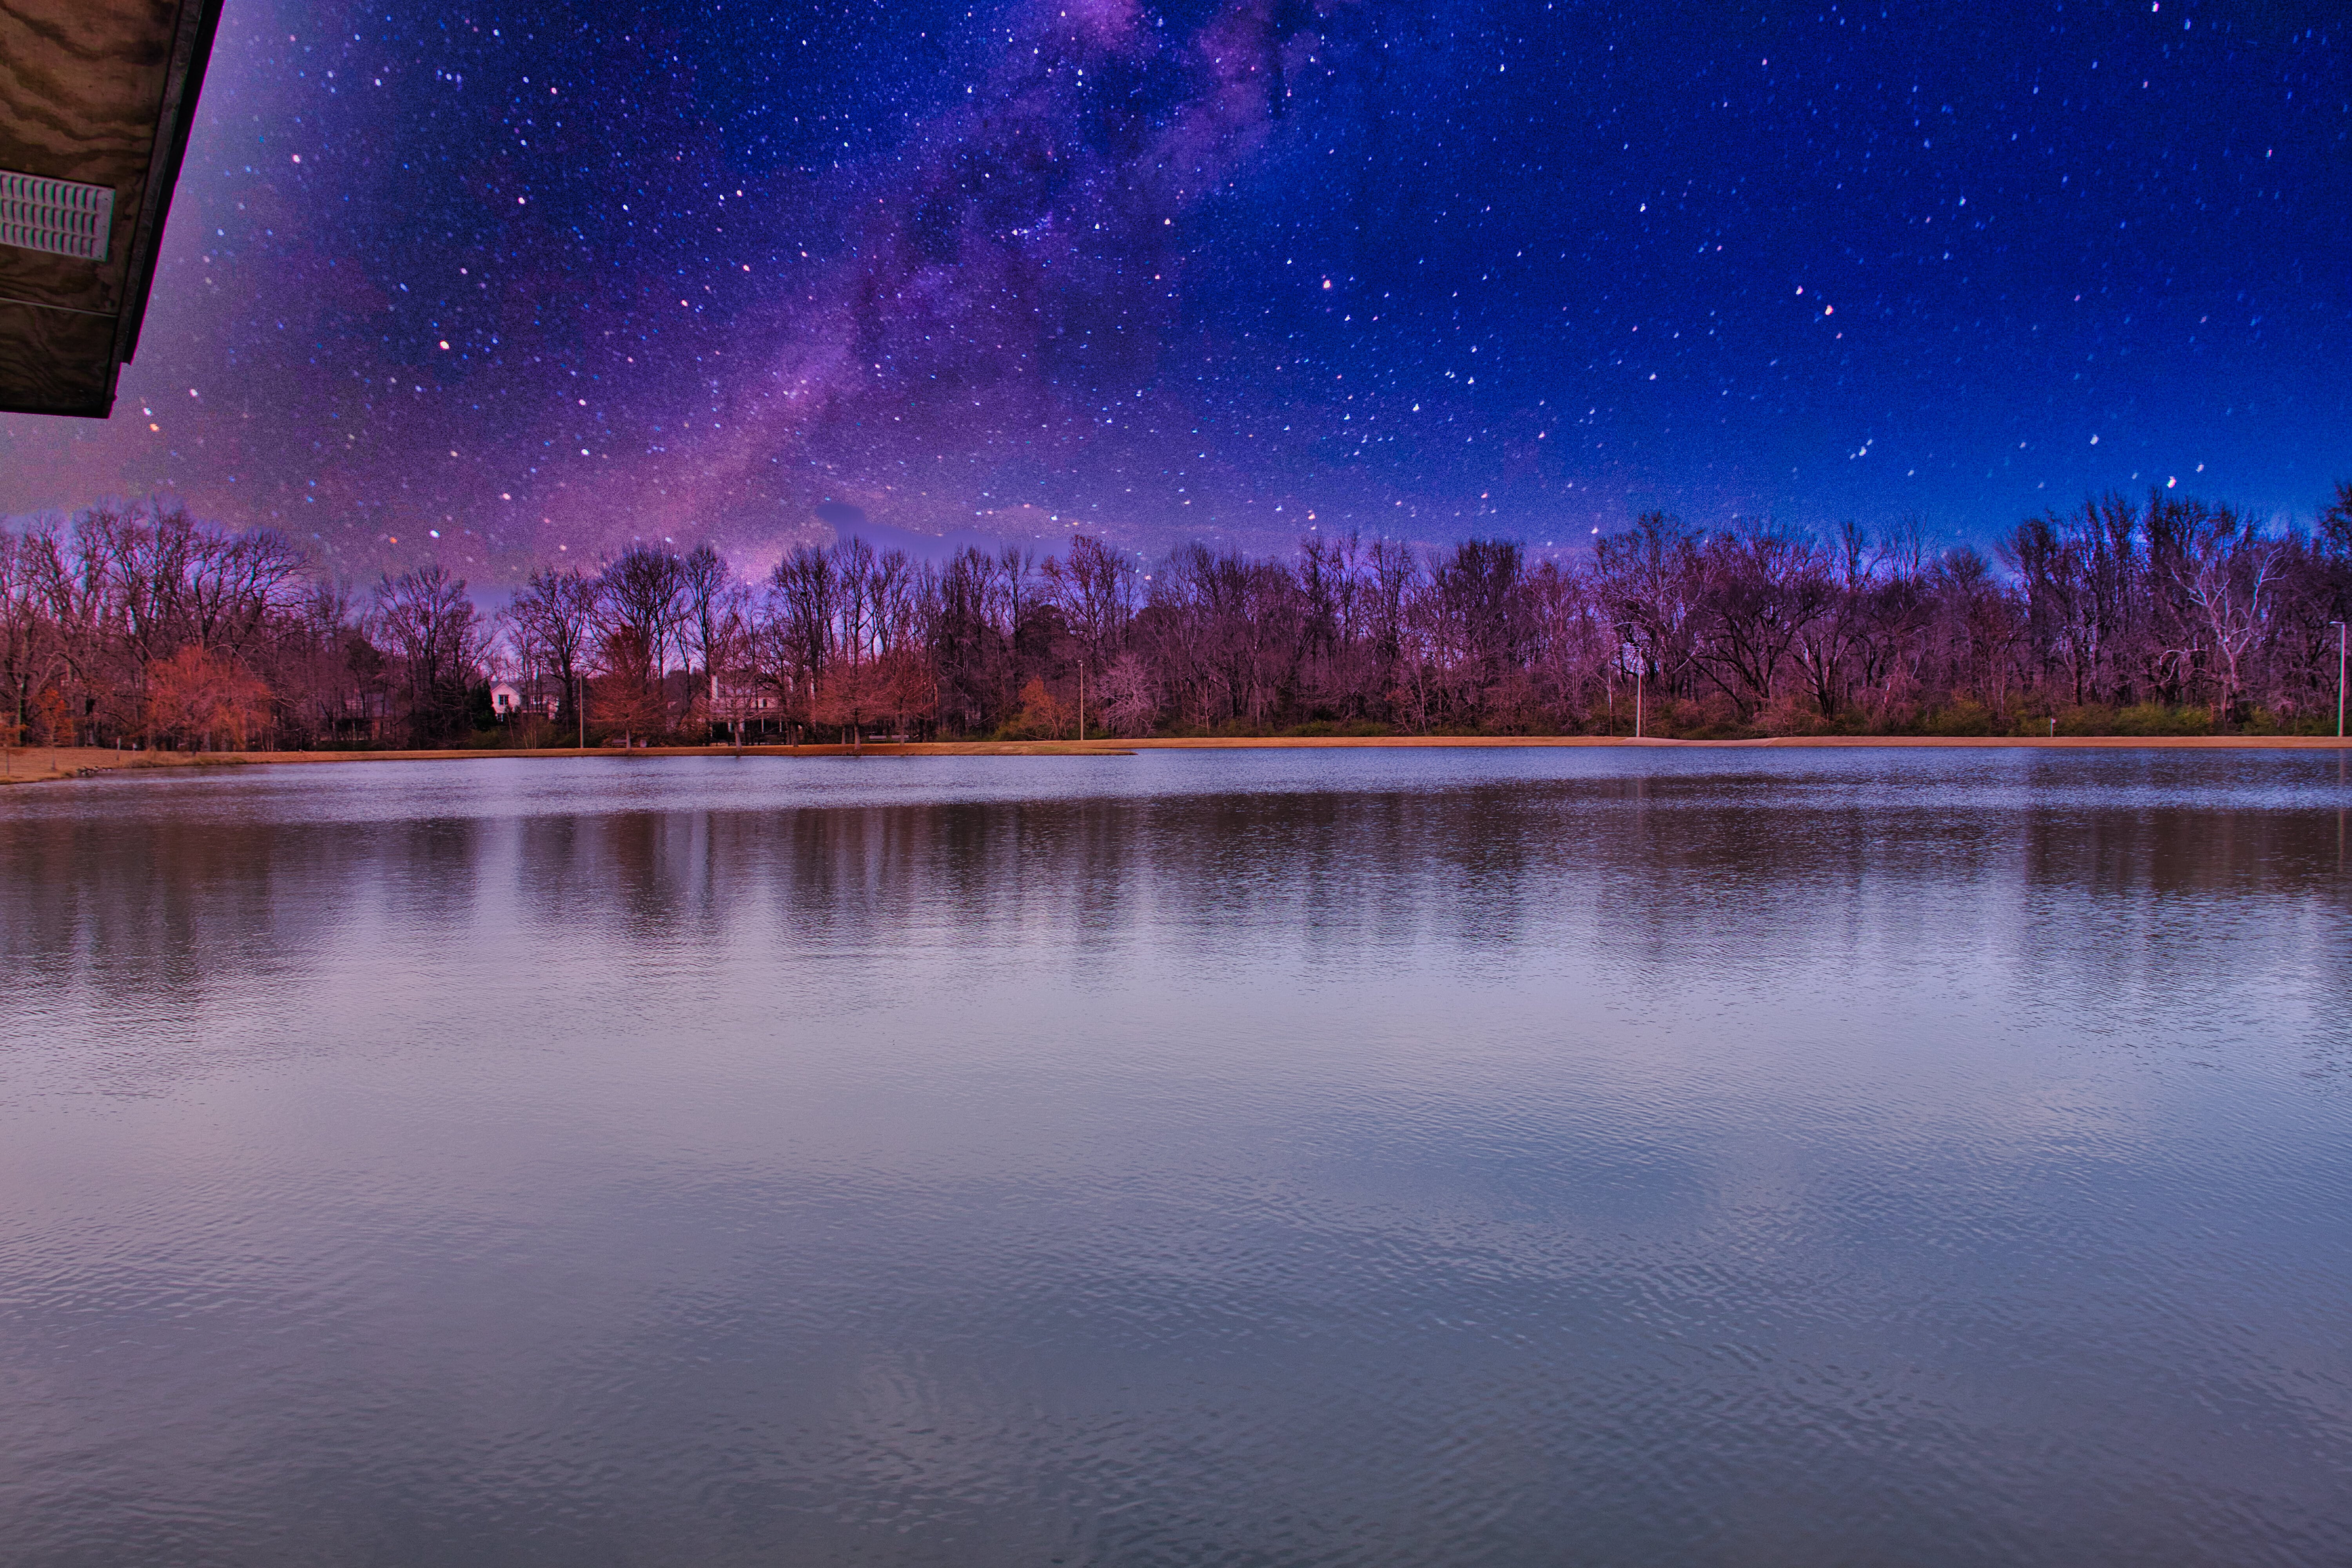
[1,0,2343,580]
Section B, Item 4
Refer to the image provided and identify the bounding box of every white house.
[490,680,561,719]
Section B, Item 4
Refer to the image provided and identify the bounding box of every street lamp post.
[2333,621,2347,740]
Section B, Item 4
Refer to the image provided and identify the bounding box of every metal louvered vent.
[0,169,114,263]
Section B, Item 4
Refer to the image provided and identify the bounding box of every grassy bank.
[0,747,251,784]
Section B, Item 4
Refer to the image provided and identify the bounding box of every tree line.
[4,484,2348,751]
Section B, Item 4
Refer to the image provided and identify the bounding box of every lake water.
[2,749,2348,1566]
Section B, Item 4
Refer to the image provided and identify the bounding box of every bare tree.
[599,544,686,694]
[374,564,489,744]
[2172,503,2285,724]
[678,543,736,701]
[506,566,601,731]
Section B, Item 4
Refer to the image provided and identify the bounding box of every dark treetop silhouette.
[6,480,2350,750]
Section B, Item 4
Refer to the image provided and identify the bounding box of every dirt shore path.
[5,731,2349,786]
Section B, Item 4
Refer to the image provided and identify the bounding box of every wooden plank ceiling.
[0,0,226,417]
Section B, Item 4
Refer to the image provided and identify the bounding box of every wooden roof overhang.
[1,0,226,417]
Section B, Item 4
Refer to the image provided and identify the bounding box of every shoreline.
[7,731,2351,784]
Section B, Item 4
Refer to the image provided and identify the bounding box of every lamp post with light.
[1607,625,1646,740]
[1622,637,1645,740]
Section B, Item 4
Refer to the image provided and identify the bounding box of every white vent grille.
[0,170,114,263]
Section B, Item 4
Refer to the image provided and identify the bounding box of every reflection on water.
[2,750,2349,1567]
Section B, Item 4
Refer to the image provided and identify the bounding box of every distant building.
[709,670,788,739]
[490,679,562,719]
[329,689,388,743]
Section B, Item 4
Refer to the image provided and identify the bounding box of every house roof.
[0,0,227,417]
